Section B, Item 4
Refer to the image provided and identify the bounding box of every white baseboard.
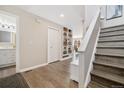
[60,56,72,61]
[20,63,48,72]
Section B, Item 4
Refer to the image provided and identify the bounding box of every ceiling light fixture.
[60,14,64,18]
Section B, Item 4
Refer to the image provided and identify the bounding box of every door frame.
[0,10,20,73]
[47,26,60,64]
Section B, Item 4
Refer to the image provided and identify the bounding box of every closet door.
[48,27,59,63]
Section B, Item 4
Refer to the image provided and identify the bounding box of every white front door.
[48,27,59,63]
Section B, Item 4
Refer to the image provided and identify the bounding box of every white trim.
[16,16,20,73]
[84,27,101,87]
[79,53,85,87]
[20,63,48,72]
[60,56,72,61]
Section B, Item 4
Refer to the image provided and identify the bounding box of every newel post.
[78,51,85,88]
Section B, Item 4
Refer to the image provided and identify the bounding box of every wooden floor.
[22,59,78,88]
[0,59,78,88]
[0,65,16,78]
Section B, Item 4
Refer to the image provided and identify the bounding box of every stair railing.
[78,9,101,88]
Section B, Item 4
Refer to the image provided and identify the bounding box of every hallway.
[22,59,78,88]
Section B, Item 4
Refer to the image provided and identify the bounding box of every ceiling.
[17,5,84,29]
[0,13,16,25]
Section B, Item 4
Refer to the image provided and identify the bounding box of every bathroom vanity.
[0,48,16,68]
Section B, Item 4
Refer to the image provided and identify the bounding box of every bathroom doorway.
[0,10,20,77]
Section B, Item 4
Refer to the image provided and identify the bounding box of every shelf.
[62,27,73,58]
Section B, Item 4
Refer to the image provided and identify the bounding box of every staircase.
[88,25,124,88]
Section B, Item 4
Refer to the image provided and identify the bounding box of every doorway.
[0,10,19,77]
[48,27,60,63]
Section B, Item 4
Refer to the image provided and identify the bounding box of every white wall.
[84,5,100,35]
[101,5,124,28]
[0,13,16,25]
[72,6,85,39]
[72,6,101,39]
[73,21,84,38]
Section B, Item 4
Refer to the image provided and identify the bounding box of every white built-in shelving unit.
[62,27,73,58]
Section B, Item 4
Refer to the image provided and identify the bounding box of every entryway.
[0,10,19,77]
